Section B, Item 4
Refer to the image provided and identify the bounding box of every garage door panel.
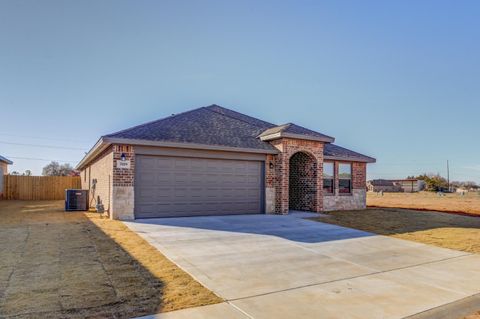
[135,155,263,218]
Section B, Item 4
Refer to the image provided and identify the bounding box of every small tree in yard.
[414,173,449,191]
[42,161,75,176]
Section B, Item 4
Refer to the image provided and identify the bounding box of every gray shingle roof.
[106,105,277,151]
[259,123,335,141]
[105,104,375,162]
[0,155,13,164]
[324,144,375,163]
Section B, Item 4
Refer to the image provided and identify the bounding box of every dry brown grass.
[367,191,480,216]
[0,200,221,319]
[312,207,480,254]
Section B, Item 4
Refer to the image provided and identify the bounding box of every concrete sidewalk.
[126,213,480,319]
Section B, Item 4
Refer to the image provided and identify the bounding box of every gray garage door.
[135,155,264,218]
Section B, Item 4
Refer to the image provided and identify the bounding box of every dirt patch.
[367,191,480,217]
[0,200,221,318]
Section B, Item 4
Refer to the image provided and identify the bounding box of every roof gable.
[324,144,376,163]
[258,123,335,143]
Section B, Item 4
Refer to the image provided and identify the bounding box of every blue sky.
[1,0,479,182]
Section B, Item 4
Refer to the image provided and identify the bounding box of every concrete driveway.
[125,213,480,319]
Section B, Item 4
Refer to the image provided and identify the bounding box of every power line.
[0,141,87,151]
[6,156,78,163]
[0,132,91,144]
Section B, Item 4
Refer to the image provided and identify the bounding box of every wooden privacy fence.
[2,175,81,200]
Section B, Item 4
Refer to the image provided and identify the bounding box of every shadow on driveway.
[132,212,374,244]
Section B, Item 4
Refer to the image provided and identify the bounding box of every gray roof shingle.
[105,104,374,162]
[106,105,277,151]
[324,144,375,163]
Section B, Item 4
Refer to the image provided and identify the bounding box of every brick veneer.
[270,138,324,214]
[352,162,367,189]
[112,145,135,187]
[81,140,367,218]
[289,152,318,211]
[80,146,113,210]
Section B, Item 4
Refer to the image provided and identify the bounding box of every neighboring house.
[76,105,375,219]
[368,178,425,193]
[0,155,13,198]
[393,179,426,193]
[367,179,402,192]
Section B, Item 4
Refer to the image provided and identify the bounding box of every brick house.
[76,105,375,219]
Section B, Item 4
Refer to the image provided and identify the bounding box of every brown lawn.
[0,200,221,319]
[311,207,480,254]
[367,191,480,216]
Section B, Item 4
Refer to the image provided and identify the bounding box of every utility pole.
[447,160,450,192]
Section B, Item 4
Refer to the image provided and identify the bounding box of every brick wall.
[112,145,135,187]
[80,146,113,211]
[352,162,367,189]
[111,145,135,220]
[79,144,136,219]
[323,161,367,211]
[270,138,324,214]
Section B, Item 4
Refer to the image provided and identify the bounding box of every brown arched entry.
[289,151,317,211]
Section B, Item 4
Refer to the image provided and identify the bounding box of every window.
[339,163,352,194]
[84,170,86,182]
[323,162,334,194]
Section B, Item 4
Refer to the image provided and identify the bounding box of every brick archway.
[288,151,317,211]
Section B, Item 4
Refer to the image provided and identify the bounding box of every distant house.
[367,179,402,192]
[0,155,13,198]
[0,155,12,176]
[368,178,425,193]
[393,179,426,193]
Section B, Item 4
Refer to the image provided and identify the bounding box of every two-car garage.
[134,153,265,218]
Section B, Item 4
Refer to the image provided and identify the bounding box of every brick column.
[315,160,324,212]
[110,145,135,220]
[352,162,367,189]
[265,154,276,213]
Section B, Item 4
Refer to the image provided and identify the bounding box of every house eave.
[324,155,376,163]
[77,137,280,169]
[105,137,279,154]
[75,137,111,170]
[259,132,335,143]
